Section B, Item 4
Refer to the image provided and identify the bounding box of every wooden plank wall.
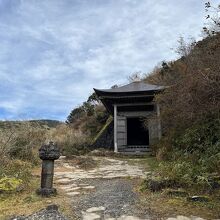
[117,115,127,149]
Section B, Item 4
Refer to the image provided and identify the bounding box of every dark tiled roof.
[94,81,164,93]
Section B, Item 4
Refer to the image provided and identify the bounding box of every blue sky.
[0,0,216,121]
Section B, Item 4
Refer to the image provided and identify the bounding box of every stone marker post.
[36,141,60,196]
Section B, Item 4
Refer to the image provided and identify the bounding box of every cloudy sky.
[0,0,216,121]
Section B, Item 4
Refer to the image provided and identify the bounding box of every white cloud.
[0,0,210,120]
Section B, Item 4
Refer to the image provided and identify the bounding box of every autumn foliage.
[144,24,220,185]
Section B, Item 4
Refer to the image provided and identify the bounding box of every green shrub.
[154,117,220,190]
[0,159,32,187]
[0,177,23,193]
[158,161,209,187]
[174,117,220,155]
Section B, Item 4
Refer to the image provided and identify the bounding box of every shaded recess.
[127,117,149,146]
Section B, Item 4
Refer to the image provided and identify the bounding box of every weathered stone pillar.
[36,141,60,196]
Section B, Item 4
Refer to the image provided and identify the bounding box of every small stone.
[86,206,106,213]
[46,204,59,211]
[56,179,72,184]
[46,200,52,204]
[66,192,80,196]
[187,196,209,202]
[66,186,81,191]
[82,211,101,220]
[82,186,96,190]
[147,179,165,192]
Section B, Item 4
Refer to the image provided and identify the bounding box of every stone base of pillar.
[36,188,57,197]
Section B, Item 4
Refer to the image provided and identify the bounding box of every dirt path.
[54,156,206,220]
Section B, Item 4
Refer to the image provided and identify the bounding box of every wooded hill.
[142,32,220,187]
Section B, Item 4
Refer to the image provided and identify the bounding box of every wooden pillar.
[156,104,162,140]
[114,104,118,152]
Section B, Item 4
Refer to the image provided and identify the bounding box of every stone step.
[126,145,149,148]
[119,147,150,152]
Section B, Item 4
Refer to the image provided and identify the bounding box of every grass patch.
[0,175,74,220]
[126,155,159,172]
[139,189,220,219]
[142,156,159,171]
[137,154,220,218]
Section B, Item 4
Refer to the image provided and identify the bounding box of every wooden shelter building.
[94,81,164,154]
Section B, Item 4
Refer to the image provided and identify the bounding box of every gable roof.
[94,81,164,95]
[94,81,165,114]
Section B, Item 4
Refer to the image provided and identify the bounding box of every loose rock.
[86,206,106,213]
[187,196,209,202]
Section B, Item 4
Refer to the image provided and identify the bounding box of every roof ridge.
[94,81,165,94]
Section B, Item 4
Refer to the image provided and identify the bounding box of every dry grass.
[48,124,90,156]
[65,156,98,170]
[0,121,89,219]
[0,171,74,220]
[138,187,220,219]
[0,121,89,160]
[0,121,48,164]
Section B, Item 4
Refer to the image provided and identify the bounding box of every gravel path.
[11,205,68,220]
[71,178,151,219]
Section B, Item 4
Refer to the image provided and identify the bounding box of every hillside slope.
[0,119,63,130]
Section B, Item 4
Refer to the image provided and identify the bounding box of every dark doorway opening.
[127,117,149,146]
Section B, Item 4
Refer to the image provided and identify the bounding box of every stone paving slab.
[54,156,208,220]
